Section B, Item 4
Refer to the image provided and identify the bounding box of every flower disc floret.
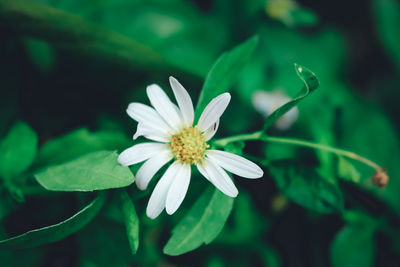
[169,127,209,165]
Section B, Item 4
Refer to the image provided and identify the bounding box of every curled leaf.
[262,64,319,131]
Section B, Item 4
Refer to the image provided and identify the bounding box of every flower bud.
[372,169,389,188]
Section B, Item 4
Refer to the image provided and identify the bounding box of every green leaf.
[372,0,400,71]
[0,192,105,249]
[269,160,343,213]
[77,216,135,267]
[217,192,265,244]
[118,190,139,254]
[35,151,134,192]
[339,104,400,212]
[23,38,55,73]
[262,64,319,131]
[163,187,234,255]
[288,8,318,27]
[330,224,375,267]
[35,128,130,168]
[337,157,361,183]
[0,0,185,74]
[195,36,259,120]
[0,121,38,179]
[265,0,318,28]
[258,244,282,267]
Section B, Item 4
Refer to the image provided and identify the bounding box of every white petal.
[147,84,183,131]
[169,76,194,127]
[133,122,170,142]
[172,103,184,124]
[201,158,238,197]
[197,93,231,132]
[203,119,219,141]
[127,103,172,134]
[196,163,211,182]
[136,150,173,190]
[166,164,191,215]
[146,161,180,219]
[206,150,263,179]
[118,142,168,166]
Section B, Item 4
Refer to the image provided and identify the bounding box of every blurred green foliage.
[0,0,399,266]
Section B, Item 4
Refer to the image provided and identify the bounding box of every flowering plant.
[118,77,263,218]
[0,0,398,266]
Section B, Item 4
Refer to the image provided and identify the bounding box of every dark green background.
[0,0,400,266]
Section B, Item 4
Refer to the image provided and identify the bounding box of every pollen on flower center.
[169,127,209,165]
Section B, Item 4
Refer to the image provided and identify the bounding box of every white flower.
[252,90,299,130]
[118,77,264,219]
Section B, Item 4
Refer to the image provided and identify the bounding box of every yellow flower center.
[169,127,209,165]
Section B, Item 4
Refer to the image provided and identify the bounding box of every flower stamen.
[169,127,209,165]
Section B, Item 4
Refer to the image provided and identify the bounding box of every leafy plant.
[0,0,399,266]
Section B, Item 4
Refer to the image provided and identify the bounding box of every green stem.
[213,131,263,146]
[213,131,383,171]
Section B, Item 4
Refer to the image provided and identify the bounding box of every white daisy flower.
[252,89,299,130]
[118,77,264,219]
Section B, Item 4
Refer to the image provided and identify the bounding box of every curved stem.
[262,136,382,170]
[213,131,383,171]
[213,131,263,146]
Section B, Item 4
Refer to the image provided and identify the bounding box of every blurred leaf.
[0,192,105,249]
[337,157,361,183]
[163,187,234,255]
[372,0,400,71]
[308,103,336,178]
[266,0,318,27]
[3,181,25,203]
[269,160,344,213]
[23,38,55,73]
[35,151,134,191]
[258,244,282,267]
[0,196,17,221]
[206,257,225,267]
[217,192,265,244]
[97,114,126,132]
[330,224,375,267]
[35,0,226,77]
[223,97,255,134]
[341,210,380,226]
[263,64,319,131]
[0,122,38,179]
[287,8,318,26]
[195,36,259,119]
[78,217,135,267]
[339,105,400,212]
[0,0,185,74]
[266,0,296,21]
[0,240,42,266]
[118,190,139,255]
[35,128,130,168]
[264,142,297,160]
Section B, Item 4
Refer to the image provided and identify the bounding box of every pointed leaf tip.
[262,64,319,131]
